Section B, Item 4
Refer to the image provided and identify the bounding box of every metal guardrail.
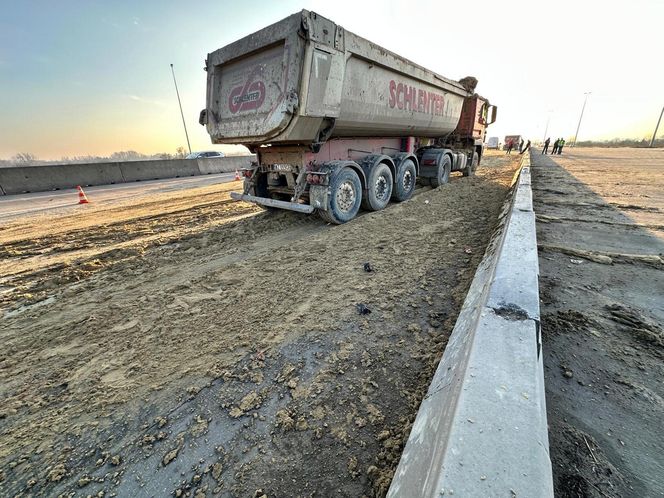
[388,154,554,497]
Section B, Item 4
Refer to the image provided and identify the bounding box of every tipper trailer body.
[200,10,497,223]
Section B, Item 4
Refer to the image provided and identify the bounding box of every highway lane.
[0,172,237,221]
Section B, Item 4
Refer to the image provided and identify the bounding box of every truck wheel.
[392,159,417,202]
[362,162,393,211]
[463,152,479,177]
[430,155,451,187]
[319,167,362,224]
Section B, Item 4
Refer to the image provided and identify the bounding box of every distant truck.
[486,137,500,149]
[504,135,523,150]
[200,10,497,223]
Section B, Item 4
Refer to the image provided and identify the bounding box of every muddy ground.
[532,147,664,497]
[0,152,520,497]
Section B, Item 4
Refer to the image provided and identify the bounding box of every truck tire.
[361,162,393,211]
[463,151,479,177]
[319,167,362,224]
[430,155,451,188]
[392,159,417,202]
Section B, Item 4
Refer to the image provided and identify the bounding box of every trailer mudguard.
[418,148,453,178]
[310,160,365,211]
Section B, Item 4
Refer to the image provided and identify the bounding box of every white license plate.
[270,163,293,172]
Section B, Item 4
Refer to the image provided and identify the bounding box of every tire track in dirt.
[0,153,520,497]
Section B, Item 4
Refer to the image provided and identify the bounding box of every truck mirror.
[199,109,207,126]
[488,106,497,125]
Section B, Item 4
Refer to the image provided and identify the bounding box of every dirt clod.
[163,448,179,466]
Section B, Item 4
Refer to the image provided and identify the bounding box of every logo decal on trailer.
[229,70,266,114]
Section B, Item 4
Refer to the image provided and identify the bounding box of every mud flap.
[418,148,450,178]
[309,185,329,211]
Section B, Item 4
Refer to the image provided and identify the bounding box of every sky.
[1,0,663,160]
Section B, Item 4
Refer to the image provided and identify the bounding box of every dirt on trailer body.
[0,152,519,497]
[532,147,664,498]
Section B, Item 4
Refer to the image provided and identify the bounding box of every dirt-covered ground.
[532,147,664,497]
[0,152,520,497]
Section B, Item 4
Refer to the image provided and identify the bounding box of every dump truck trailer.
[200,10,497,223]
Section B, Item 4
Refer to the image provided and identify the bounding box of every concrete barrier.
[388,154,554,497]
[0,163,125,195]
[0,156,255,195]
[197,155,255,174]
[118,159,199,182]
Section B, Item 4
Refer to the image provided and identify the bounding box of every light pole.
[650,106,664,148]
[572,92,591,147]
[170,63,192,155]
[543,110,553,143]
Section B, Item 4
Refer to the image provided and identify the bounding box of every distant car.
[186,151,225,159]
[486,136,500,149]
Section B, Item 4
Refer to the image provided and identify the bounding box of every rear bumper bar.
[230,192,315,214]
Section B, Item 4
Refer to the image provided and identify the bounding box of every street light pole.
[170,63,192,155]
[650,106,664,148]
[572,92,591,147]
[543,110,553,143]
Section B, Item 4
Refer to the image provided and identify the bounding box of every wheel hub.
[402,170,413,191]
[336,181,356,212]
[375,175,389,200]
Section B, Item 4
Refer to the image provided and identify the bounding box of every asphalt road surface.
[0,172,237,221]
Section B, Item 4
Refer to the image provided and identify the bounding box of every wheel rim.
[375,174,389,200]
[336,180,356,212]
[402,170,413,191]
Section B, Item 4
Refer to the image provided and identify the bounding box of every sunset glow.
[1,0,662,160]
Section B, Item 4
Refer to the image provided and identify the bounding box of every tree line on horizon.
[2,137,662,168]
[0,146,244,167]
[0,147,189,167]
[573,137,664,148]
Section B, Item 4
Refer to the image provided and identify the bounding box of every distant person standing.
[542,137,550,154]
[519,138,524,153]
[520,139,531,154]
[551,138,559,155]
[506,139,514,154]
[557,138,566,155]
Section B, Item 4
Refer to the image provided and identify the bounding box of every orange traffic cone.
[234,170,241,181]
[77,185,89,204]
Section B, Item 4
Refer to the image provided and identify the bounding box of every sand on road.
[0,152,520,497]
[532,147,664,498]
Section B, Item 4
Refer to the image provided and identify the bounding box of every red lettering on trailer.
[387,80,445,116]
[403,85,411,111]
